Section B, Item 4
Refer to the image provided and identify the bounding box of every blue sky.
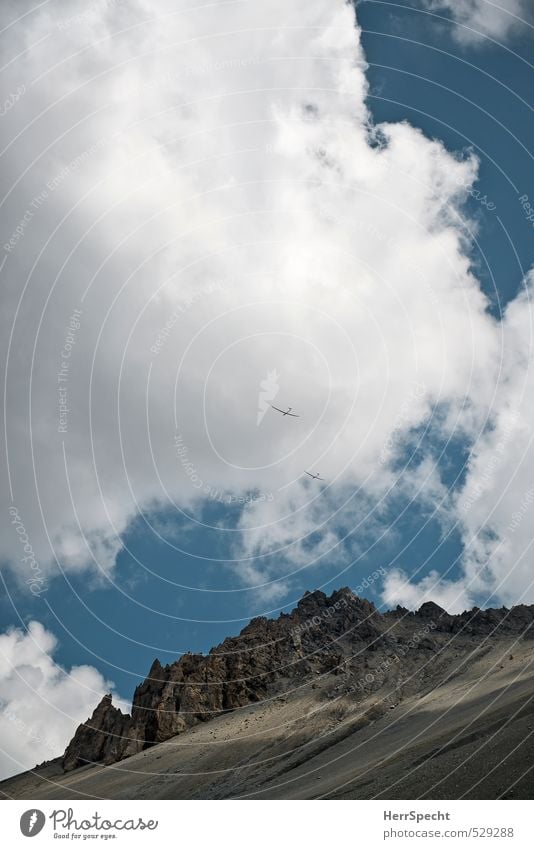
[0,0,533,776]
[359,0,534,310]
[2,0,533,695]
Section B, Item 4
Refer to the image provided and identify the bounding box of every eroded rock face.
[62,588,375,770]
[62,587,534,771]
[62,695,132,770]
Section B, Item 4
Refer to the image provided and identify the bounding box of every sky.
[0,0,533,779]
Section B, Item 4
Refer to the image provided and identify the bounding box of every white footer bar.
[3,800,532,848]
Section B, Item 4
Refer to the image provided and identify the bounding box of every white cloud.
[381,270,534,612]
[452,272,534,607]
[382,567,473,614]
[419,0,533,45]
[0,0,532,608]
[0,620,127,780]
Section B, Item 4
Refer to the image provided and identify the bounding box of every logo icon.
[257,369,279,425]
[20,810,45,837]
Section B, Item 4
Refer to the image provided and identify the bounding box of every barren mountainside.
[3,587,534,800]
[60,588,534,773]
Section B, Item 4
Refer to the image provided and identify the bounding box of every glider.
[272,405,300,417]
[304,471,324,481]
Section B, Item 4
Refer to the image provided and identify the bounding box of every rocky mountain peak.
[61,587,534,774]
[417,601,448,619]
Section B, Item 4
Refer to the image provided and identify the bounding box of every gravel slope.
[2,638,533,800]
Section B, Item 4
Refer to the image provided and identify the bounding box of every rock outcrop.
[62,695,131,771]
[62,587,534,771]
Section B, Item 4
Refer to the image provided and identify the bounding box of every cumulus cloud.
[0,0,532,608]
[382,270,534,612]
[452,272,534,607]
[0,620,127,779]
[419,0,533,45]
[382,568,474,614]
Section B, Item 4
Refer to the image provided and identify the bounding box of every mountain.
[2,587,534,800]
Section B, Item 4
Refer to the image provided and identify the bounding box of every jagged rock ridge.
[62,588,534,771]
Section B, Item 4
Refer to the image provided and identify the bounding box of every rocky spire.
[61,587,534,772]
